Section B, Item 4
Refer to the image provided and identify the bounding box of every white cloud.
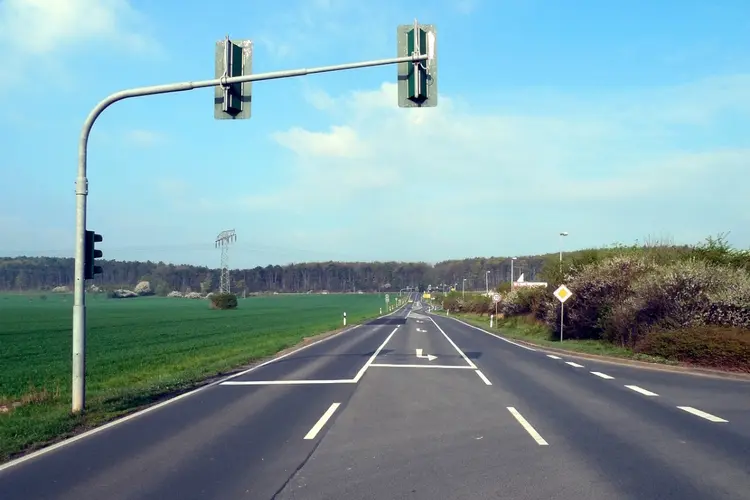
[240,74,750,217]
[124,129,167,148]
[273,126,369,159]
[0,0,161,88]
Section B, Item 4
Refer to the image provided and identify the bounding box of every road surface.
[1,296,749,499]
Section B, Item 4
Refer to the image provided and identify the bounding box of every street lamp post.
[485,270,490,294]
[462,278,466,298]
[559,231,569,273]
[511,257,517,287]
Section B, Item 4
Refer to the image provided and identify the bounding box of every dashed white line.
[625,385,659,397]
[547,354,562,360]
[304,402,341,440]
[565,361,585,368]
[677,406,728,423]
[507,407,548,445]
[590,371,614,379]
[475,370,492,385]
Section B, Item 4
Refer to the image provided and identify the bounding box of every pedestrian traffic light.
[84,230,103,280]
[214,37,253,119]
[397,22,438,108]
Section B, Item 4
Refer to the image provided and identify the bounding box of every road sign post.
[397,21,438,107]
[492,293,501,327]
[553,285,573,342]
[71,29,434,413]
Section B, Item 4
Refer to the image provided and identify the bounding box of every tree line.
[0,254,550,295]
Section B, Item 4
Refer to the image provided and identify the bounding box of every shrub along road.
[1,298,748,499]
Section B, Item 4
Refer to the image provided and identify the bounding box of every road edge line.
[0,306,410,472]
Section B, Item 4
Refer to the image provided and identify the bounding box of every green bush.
[545,255,656,341]
[210,293,238,310]
[499,287,547,317]
[606,259,750,347]
[635,325,750,372]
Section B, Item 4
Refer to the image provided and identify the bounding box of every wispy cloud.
[0,0,162,90]
[238,73,750,217]
[124,129,167,148]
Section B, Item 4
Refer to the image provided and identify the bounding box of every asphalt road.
[1,297,749,499]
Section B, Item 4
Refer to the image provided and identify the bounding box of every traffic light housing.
[84,230,103,280]
[397,22,438,108]
[214,38,253,119]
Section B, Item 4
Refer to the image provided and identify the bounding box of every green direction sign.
[214,38,253,119]
[397,22,438,108]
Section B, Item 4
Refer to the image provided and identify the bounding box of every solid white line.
[369,363,474,369]
[0,307,413,472]
[475,370,492,385]
[547,354,562,360]
[304,402,341,440]
[428,317,477,368]
[507,407,548,445]
[352,326,399,382]
[565,361,585,368]
[625,385,659,397]
[677,406,728,423]
[221,379,355,385]
[590,371,614,379]
[448,317,536,351]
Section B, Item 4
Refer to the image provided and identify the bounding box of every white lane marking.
[352,326,399,382]
[369,363,474,369]
[677,406,728,423]
[221,379,355,385]
[565,361,585,368]
[0,308,415,472]
[428,317,477,368]
[304,403,341,440]
[590,371,614,379]
[447,318,536,351]
[547,354,562,360]
[475,370,492,385]
[415,348,437,361]
[625,385,659,397]
[507,407,548,445]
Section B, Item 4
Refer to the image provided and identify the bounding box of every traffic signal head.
[214,38,253,120]
[84,230,103,280]
[397,22,438,108]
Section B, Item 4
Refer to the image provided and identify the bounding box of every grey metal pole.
[560,302,564,342]
[71,52,429,413]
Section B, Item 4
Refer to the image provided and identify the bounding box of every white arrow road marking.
[416,328,427,332]
[415,348,437,361]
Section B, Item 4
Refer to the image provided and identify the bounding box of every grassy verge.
[0,293,400,462]
[451,312,675,365]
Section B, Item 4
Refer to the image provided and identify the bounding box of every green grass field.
[0,292,392,461]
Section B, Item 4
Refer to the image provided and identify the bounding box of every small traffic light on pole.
[397,21,438,108]
[214,37,253,119]
[84,230,103,280]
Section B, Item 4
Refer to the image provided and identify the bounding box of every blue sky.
[1,0,749,268]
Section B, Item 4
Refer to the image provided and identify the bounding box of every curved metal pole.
[71,53,429,413]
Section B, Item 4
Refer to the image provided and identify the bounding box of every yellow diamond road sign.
[553,284,572,303]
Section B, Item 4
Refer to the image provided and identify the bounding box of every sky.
[1,0,749,268]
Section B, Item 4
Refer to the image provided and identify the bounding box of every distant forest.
[0,254,550,295]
